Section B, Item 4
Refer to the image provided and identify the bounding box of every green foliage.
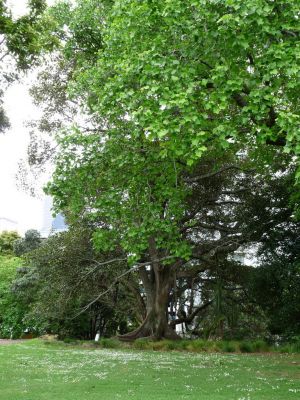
[44,0,300,261]
[62,337,79,345]
[47,128,191,259]
[0,0,57,133]
[219,341,237,353]
[251,214,300,336]
[0,255,20,290]
[58,0,300,158]
[186,259,270,341]
[0,255,24,338]
[98,338,122,349]
[252,340,270,353]
[239,341,254,353]
[12,225,138,339]
[252,261,300,336]
[0,231,20,255]
[13,229,42,256]
[0,0,56,69]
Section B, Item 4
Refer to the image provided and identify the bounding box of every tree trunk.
[119,238,180,341]
[118,273,179,341]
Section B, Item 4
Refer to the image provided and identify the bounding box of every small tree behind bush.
[14,229,42,257]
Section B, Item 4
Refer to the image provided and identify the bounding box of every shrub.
[0,231,20,255]
[188,339,207,352]
[99,338,121,349]
[63,337,79,344]
[252,340,269,352]
[133,338,153,350]
[239,341,254,353]
[219,341,238,353]
[176,340,190,351]
[151,340,169,351]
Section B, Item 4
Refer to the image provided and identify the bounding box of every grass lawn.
[0,340,299,400]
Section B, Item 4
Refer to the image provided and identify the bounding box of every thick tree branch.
[72,255,178,318]
[184,222,237,233]
[169,301,212,327]
[185,165,254,183]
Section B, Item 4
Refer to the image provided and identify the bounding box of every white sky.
[6,0,57,18]
[0,0,56,234]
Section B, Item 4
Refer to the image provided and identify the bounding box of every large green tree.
[33,0,300,339]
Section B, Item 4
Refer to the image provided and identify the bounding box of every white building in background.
[0,217,19,232]
[0,196,67,237]
[40,196,53,237]
[40,196,67,238]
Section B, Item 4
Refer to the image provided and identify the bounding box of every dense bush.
[13,230,42,257]
[0,256,24,338]
[0,231,20,255]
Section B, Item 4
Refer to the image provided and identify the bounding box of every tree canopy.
[43,0,299,255]
[49,1,300,153]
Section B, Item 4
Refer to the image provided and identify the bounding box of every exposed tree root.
[118,319,181,342]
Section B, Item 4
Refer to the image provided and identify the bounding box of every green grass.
[0,339,299,400]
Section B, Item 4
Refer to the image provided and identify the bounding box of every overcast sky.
[0,0,56,234]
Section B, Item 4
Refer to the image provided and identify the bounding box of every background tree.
[0,228,42,338]
[12,225,141,339]
[14,229,42,256]
[0,254,24,338]
[183,157,299,339]
[250,196,300,338]
[0,230,20,255]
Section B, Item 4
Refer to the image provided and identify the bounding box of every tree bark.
[118,238,180,341]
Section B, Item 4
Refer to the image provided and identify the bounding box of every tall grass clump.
[99,338,121,349]
[252,340,269,352]
[218,341,238,353]
[133,338,153,350]
[239,341,254,353]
